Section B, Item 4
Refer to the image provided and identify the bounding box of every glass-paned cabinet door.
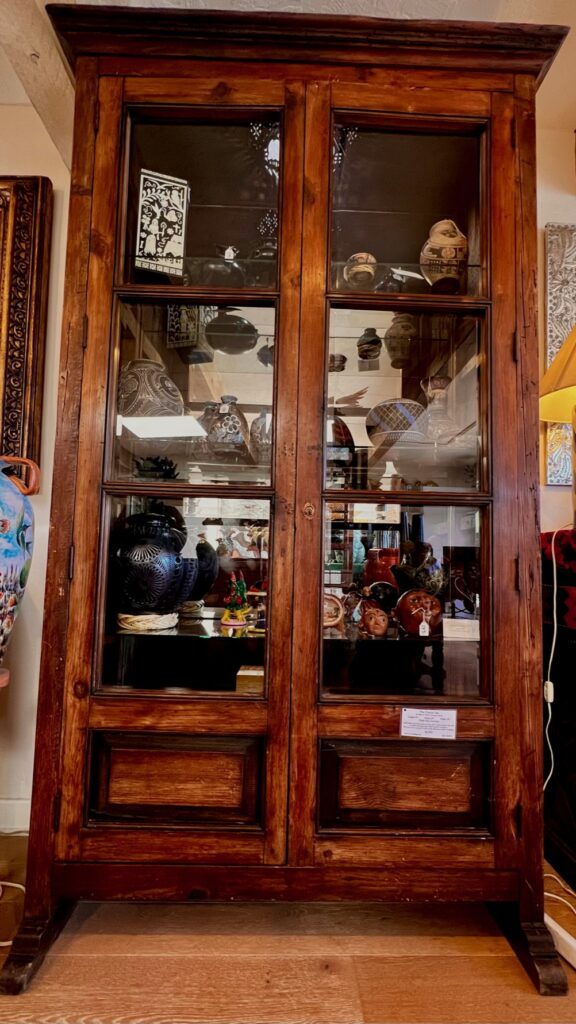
[326,307,483,492]
[124,116,280,288]
[331,121,483,296]
[97,494,271,695]
[111,301,275,486]
[322,502,485,700]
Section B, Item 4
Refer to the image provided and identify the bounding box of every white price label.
[400,707,457,740]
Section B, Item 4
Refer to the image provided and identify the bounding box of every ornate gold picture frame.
[0,177,53,465]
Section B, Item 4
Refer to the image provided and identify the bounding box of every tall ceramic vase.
[0,456,40,677]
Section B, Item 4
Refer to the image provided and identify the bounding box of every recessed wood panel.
[320,740,490,830]
[89,732,262,826]
[108,750,244,807]
[339,755,470,813]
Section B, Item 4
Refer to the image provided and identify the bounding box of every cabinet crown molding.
[46,4,567,84]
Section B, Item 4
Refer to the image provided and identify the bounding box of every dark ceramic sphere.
[205,311,258,355]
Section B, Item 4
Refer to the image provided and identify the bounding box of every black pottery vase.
[115,510,195,614]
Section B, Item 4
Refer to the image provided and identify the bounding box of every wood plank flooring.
[0,837,575,1023]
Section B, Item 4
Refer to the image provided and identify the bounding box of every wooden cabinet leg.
[489,903,568,995]
[0,902,75,994]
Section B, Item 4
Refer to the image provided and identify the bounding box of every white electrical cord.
[543,524,573,790]
[0,880,25,947]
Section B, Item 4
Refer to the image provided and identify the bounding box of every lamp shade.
[540,324,576,422]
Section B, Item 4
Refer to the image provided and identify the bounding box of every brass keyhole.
[303,502,315,518]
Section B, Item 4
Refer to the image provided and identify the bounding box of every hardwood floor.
[0,837,575,1023]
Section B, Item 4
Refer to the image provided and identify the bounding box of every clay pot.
[420,219,468,294]
[383,313,417,369]
[357,328,382,361]
[363,548,399,588]
[117,359,184,417]
[395,589,443,636]
[115,508,194,615]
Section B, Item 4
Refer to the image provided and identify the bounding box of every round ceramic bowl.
[365,398,426,448]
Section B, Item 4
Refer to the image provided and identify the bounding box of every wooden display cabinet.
[0,6,569,995]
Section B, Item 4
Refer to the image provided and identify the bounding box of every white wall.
[0,104,69,830]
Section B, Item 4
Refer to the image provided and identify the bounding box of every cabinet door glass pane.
[112,301,275,486]
[331,124,481,296]
[125,118,280,288]
[326,308,481,492]
[322,502,482,699]
[99,495,270,695]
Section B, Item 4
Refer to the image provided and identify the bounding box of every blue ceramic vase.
[0,456,40,664]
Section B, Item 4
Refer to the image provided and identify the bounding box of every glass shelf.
[330,262,483,297]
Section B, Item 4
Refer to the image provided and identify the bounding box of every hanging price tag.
[419,619,430,637]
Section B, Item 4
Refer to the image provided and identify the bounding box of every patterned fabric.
[541,529,576,630]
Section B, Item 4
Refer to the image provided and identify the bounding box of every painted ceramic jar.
[206,395,251,461]
[395,589,443,636]
[0,457,40,664]
[383,313,418,369]
[357,327,382,361]
[343,252,377,289]
[117,359,184,417]
[419,219,468,294]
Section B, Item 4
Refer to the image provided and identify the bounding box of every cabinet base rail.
[0,871,567,996]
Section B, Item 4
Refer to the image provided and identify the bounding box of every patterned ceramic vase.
[383,313,417,369]
[117,359,184,417]
[0,456,40,664]
[357,328,382,361]
[115,507,195,615]
[206,395,251,461]
[250,410,273,464]
[419,219,468,294]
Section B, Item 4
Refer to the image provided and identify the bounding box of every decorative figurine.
[221,570,251,626]
[358,600,389,637]
[343,251,377,289]
[420,219,468,294]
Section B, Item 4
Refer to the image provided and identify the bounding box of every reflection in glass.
[325,308,481,492]
[331,124,481,296]
[99,495,270,694]
[126,119,280,288]
[322,502,482,698]
[112,302,275,485]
